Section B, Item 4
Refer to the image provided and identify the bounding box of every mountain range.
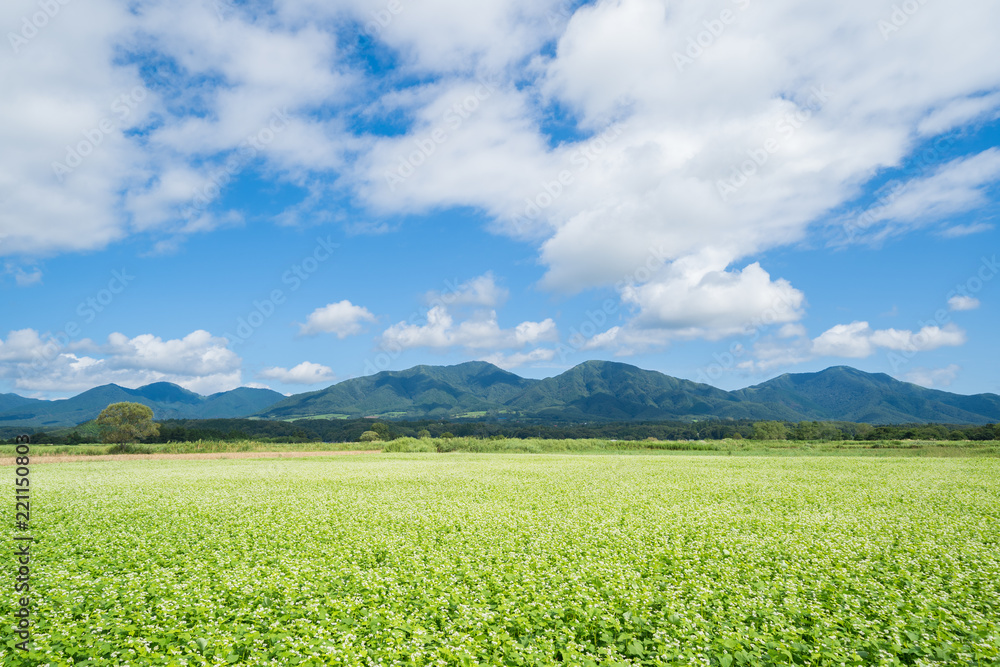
[0,383,284,430]
[258,361,1000,425]
[3,361,999,430]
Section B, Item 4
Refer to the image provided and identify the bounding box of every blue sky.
[1,0,998,399]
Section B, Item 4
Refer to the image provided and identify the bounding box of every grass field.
[3,437,1000,460]
[3,453,1000,665]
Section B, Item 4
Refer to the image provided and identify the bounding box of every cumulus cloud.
[811,321,966,359]
[480,348,557,370]
[300,301,377,337]
[425,273,508,309]
[904,364,962,389]
[948,295,981,311]
[381,305,557,352]
[3,0,1000,351]
[0,329,242,395]
[258,361,335,385]
[622,258,805,339]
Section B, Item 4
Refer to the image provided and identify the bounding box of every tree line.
[6,409,998,445]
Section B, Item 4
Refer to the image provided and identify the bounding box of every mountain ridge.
[3,362,998,429]
[257,361,1000,425]
[0,383,285,429]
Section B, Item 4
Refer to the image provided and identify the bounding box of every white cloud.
[381,305,557,352]
[425,272,508,308]
[481,348,556,370]
[811,321,966,359]
[0,329,51,362]
[4,263,43,286]
[104,330,239,375]
[621,258,805,339]
[918,92,1000,136]
[258,361,335,385]
[0,0,352,257]
[3,0,1000,351]
[811,321,876,358]
[939,223,994,238]
[0,329,242,395]
[904,364,961,389]
[777,323,807,339]
[575,326,623,351]
[845,149,1000,243]
[349,0,1000,340]
[747,336,815,372]
[300,301,377,337]
[948,295,981,311]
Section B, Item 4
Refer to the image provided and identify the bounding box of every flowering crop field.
[4,453,1000,666]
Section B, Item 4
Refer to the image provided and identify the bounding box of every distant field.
[2,454,998,665]
[4,437,998,462]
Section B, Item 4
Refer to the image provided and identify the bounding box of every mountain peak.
[3,363,999,428]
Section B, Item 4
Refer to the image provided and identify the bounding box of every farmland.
[3,453,1000,665]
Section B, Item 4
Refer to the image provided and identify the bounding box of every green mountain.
[0,383,285,429]
[734,366,1000,424]
[504,360,798,421]
[261,361,537,420]
[259,361,1000,424]
[5,362,999,429]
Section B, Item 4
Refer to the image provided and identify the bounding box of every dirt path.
[0,450,380,466]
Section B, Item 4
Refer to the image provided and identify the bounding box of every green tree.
[97,402,160,444]
[359,431,381,443]
[752,421,788,441]
[417,429,431,439]
[371,422,393,441]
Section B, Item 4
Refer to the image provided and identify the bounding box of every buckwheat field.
[4,453,999,666]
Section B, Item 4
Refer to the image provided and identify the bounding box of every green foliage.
[96,402,160,444]
[106,442,154,455]
[753,421,788,440]
[359,430,381,442]
[417,429,431,439]
[4,455,999,665]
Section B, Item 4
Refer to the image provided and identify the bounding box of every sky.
[1,0,998,400]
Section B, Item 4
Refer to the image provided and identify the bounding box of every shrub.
[382,438,436,453]
[107,443,154,455]
[359,431,381,443]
